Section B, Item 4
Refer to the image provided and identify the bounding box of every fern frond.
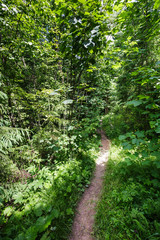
[0,91,7,100]
[0,127,29,154]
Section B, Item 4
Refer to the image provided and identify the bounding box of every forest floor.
[69,130,110,240]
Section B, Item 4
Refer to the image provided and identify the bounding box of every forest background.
[0,0,160,239]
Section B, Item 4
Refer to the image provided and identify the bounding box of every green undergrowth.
[94,143,160,240]
[0,136,100,240]
[101,106,139,139]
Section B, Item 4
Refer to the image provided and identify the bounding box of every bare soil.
[69,130,110,240]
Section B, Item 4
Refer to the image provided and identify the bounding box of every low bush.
[102,107,131,139]
[0,136,99,240]
[94,144,160,240]
[102,105,145,139]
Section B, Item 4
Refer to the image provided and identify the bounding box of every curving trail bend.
[69,130,110,240]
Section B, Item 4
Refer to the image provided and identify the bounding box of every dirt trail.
[69,130,110,240]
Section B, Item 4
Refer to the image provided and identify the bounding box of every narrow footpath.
[69,130,110,240]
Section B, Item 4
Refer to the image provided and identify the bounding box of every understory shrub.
[0,137,98,240]
[102,105,147,139]
[94,144,160,240]
[102,107,131,139]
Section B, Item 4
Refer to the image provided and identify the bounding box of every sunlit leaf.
[62,99,73,104]
[126,100,143,107]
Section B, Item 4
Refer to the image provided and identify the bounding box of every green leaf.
[113,3,124,12]
[122,142,132,150]
[135,131,145,138]
[155,127,160,133]
[0,91,8,100]
[40,232,51,240]
[154,0,160,9]
[132,138,138,145]
[35,210,59,234]
[49,91,60,96]
[126,100,143,107]
[25,226,37,240]
[15,233,26,240]
[150,121,156,128]
[36,216,47,230]
[141,160,151,167]
[13,192,24,204]
[52,209,59,218]
[34,203,43,217]
[3,206,14,217]
[119,135,126,140]
[138,95,150,100]
[62,99,73,104]
[67,186,71,192]
[34,180,43,190]
[66,208,73,215]
[78,0,86,4]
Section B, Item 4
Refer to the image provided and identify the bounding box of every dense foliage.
[0,0,160,239]
[0,0,107,239]
[95,0,160,239]
[95,144,160,240]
